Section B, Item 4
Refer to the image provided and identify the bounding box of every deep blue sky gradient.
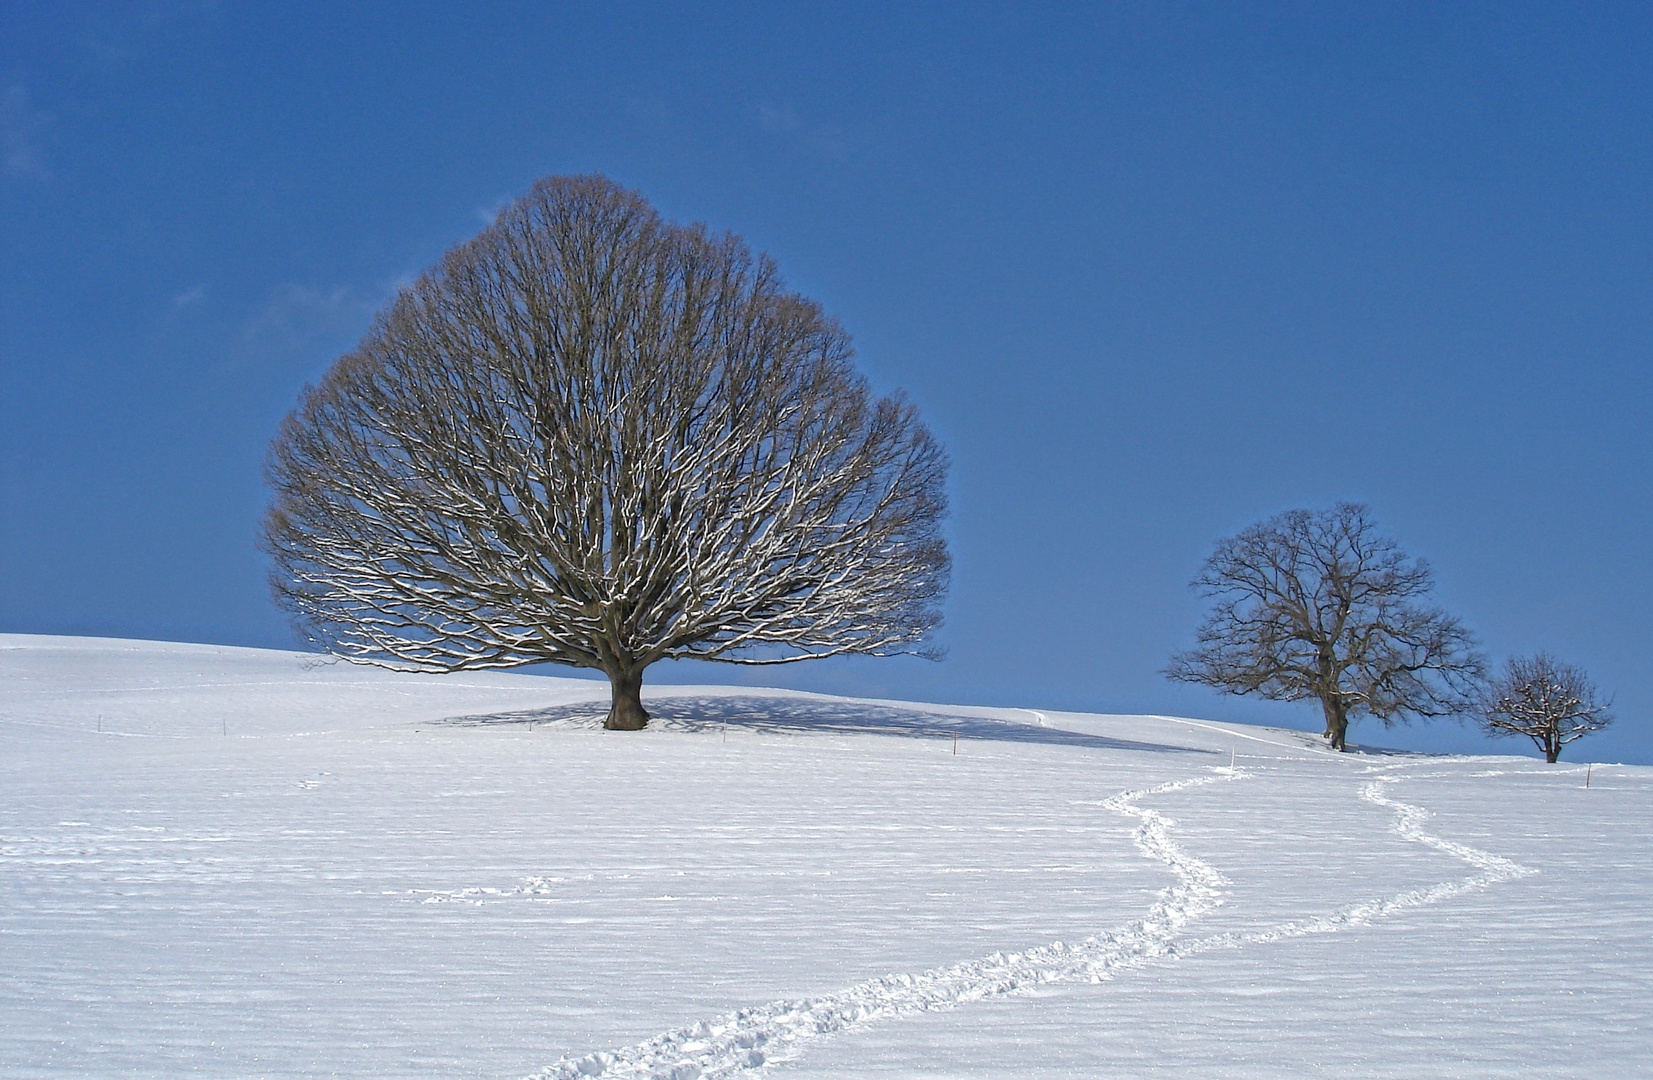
[3,2,1649,762]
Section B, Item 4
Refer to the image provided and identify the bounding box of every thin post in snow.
[222,719,227,736]
[953,730,958,755]
[1586,763,1593,788]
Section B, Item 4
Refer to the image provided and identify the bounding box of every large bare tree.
[1166,503,1483,750]
[263,175,949,729]
[1480,652,1613,763]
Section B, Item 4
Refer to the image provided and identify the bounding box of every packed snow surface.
[3,635,1648,1078]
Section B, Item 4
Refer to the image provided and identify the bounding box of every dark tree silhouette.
[1167,503,1483,750]
[264,175,949,729]
[1480,652,1613,763]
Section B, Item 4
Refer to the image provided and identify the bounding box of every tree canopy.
[263,175,949,729]
[1480,652,1613,763]
[1167,503,1483,750]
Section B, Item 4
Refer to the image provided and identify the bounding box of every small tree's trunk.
[1545,733,1560,764]
[604,667,649,730]
[1320,695,1349,753]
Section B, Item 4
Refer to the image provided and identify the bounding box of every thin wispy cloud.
[1,85,51,181]
[233,284,373,369]
[754,103,846,158]
[172,283,207,309]
[473,195,513,227]
[624,96,688,138]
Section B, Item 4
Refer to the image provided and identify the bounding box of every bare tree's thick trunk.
[604,667,649,731]
[1321,695,1349,752]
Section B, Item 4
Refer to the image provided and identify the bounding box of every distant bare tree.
[264,175,949,729]
[1167,503,1484,751]
[1480,652,1613,763]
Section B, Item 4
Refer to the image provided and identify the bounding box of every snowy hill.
[3,634,1649,1078]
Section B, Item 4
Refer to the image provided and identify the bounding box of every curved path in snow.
[526,750,1536,1080]
[1178,763,1535,958]
[526,769,1245,1080]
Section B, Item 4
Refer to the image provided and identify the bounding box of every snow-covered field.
[3,635,1648,1078]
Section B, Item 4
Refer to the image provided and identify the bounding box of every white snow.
[3,634,1648,1078]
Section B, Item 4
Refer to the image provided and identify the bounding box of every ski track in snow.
[527,762,1536,1080]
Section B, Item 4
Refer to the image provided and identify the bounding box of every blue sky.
[3,2,1649,763]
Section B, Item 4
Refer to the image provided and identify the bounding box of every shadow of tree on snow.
[439,693,1206,756]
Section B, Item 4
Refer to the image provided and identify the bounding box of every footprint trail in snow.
[526,769,1245,1080]
[528,760,1536,1080]
[1177,767,1536,958]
